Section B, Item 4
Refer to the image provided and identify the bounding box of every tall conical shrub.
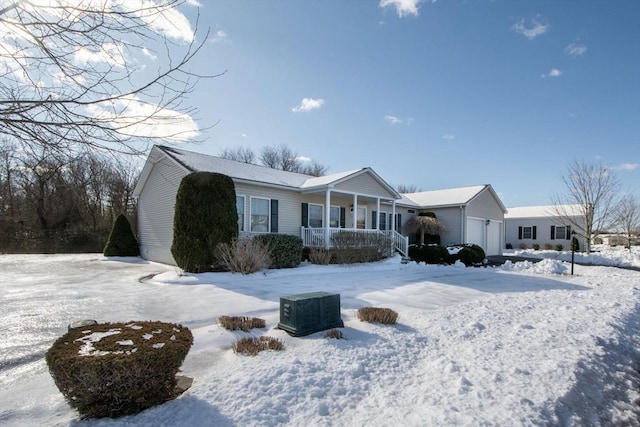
[103,214,139,257]
[171,172,238,272]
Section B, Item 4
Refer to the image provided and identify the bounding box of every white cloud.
[379,0,426,18]
[75,43,127,68]
[87,95,199,142]
[210,30,228,43]
[185,0,201,6]
[512,16,549,40]
[296,156,312,163]
[124,0,195,43]
[292,98,325,113]
[564,43,587,58]
[442,133,455,141]
[611,163,638,171]
[384,115,413,125]
[541,68,562,78]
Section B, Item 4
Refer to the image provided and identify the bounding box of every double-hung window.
[329,206,340,228]
[522,226,533,239]
[555,226,567,240]
[251,197,270,233]
[308,204,323,228]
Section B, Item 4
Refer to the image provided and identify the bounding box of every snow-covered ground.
[506,244,640,269]
[1,250,639,426]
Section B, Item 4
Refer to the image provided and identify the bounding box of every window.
[330,206,340,228]
[251,197,270,233]
[522,226,532,239]
[236,195,245,232]
[555,226,567,240]
[308,204,323,228]
[379,212,390,230]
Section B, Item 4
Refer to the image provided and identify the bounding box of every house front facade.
[504,205,587,251]
[133,146,408,265]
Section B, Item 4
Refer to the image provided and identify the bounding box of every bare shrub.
[232,336,284,356]
[357,307,398,324]
[218,316,266,332]
[323,329,345,339]
[216,238,271,274]
[544,243,553,250]
[518,243,528,250]
[309,248,332,265]
[330,231,392,264]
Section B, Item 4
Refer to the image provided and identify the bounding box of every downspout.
[460,205,465,244]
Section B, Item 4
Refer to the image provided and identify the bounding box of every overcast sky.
[174,0,639,207]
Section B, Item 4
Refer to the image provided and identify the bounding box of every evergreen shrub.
[253,234,303,268]
[171,172,238,272]
[409,244,449,264]
[103,214,139,257]
[45,321,193,419]
[449,244,486,266]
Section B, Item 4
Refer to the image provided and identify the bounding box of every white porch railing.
[300,227,409,257]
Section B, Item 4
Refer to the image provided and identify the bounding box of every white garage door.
[466,218,485,249]
[466,218,502,256]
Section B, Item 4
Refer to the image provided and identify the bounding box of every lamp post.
[570,230,576,275]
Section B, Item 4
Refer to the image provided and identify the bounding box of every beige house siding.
[466,189,505,220]
[137,155,188,265]
[425,207,464,247]
[334,173,396,199]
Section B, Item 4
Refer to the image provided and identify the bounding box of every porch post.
[352,194,358,230]
[375,198,380,229]
[392,200,396,232]
[325,189,331,249]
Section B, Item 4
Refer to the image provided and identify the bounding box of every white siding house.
[398,185,507,256]
[133,145,408,265]
[504,205,587,251]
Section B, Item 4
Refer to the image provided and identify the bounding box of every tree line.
[0,141,138,253]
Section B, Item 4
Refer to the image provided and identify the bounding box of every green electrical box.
[277,291,344,337]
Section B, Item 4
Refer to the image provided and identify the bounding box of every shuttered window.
[236,195,245,232]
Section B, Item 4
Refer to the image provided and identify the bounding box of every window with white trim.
[555,226,568,240]
[251,197,270,233]
[522,226,533,239]
[236,195,245,232]
[308,203,323,228]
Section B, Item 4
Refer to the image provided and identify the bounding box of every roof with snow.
[505,204,584,219]
[400,185,506,212]
[150,145,400,198]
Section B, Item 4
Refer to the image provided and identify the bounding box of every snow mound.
[500,258,570,275]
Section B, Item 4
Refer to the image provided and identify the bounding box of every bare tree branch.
[0,0,219,155]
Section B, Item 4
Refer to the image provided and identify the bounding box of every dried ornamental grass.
[357,307,399,325]
[218,316,266,332]
[45,321,193,418]
[232,336,284,356]
[323,328,346,339]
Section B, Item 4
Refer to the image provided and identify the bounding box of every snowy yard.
[1,249,640,426]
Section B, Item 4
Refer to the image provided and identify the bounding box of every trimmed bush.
[253,234,303,269]
[449,244,486,266]
[505,243,513,250]
[171,172,238,273]
[216,238,271,274]
[555,244,564,251]
[544,243,553,250]
[518,243,527,250]
[409,244,449,264]
[103,214,139,257]
[45,321,193,419]
[357,307,398,324]
[571,237,580,252]
[218,316,266,332]
[232,336,284,356]
[532,244,540,251]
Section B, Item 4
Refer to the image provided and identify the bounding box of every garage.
[466,217,502,256]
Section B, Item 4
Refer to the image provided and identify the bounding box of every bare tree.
[0,1,217,155]
[298,160,328,177]
[260,144,300,172]
[611,194,640,250]
[397,184,421,194]
[219,146,257,164]
[551,159,621,254]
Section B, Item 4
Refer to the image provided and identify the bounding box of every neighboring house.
[504,205,587,251]
[133,145,408,265]
[398,186,507,256]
